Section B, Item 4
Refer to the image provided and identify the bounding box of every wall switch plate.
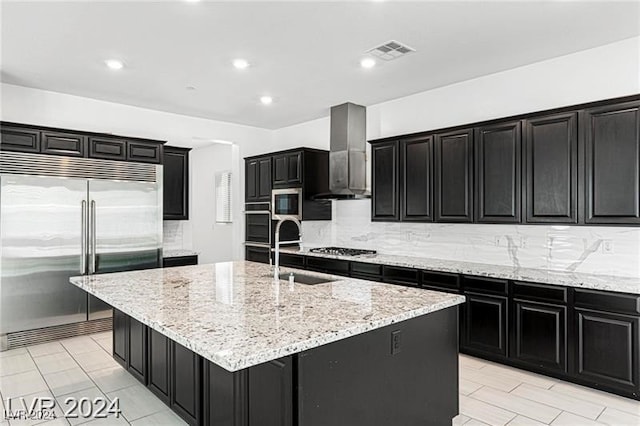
[391,330,402,355]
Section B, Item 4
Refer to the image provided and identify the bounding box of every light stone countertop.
[162,249,199,258]
[278,247,640,295]
[69,261,465,372]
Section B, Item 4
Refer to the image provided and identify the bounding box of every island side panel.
[296,306,459,426]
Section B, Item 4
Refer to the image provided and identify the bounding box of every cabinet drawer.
[306,257,349,276]
[41,131,86,157]
[421,271,460,292]
[163,256,198,268]
[128,141,162,164]
[574,289,640,316]
[245,246,270,264]
[279,253,305,269]
[383,265,419,287]
[89,137,127,160]
[513,281,567,304]
[462,276,508,295]
[0,126,40,153]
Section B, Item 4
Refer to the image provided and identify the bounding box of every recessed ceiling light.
[104,59,124,70]
[260,96,273,105]
[360,58,376,69]
[233,59,250,70]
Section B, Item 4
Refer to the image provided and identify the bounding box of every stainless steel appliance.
[244,201,272,264]
[0,151,162,349]
[309,247,377,256]
[272,188,303,220]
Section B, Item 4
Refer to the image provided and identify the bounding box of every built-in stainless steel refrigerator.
[0,151,162,350]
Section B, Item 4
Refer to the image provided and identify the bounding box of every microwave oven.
[272,188,303,220]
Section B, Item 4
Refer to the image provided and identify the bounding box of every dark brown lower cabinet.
[575,309,639,396]
[513,301,567,373]
[245,246,270,264]
[148,329,171,404]
[171,342,202,426]
[128,317,147,384]
[248,358,293,426]
[461,293,508,357]
[113,309,128,368]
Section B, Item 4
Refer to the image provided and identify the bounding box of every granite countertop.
[163,249,199,258]
[69,261,465,372]
[278,247,640,295]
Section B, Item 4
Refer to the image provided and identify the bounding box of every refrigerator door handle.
[90,200,97,274]
[81,200,87,274]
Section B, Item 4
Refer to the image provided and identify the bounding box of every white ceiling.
[1,1,639,129]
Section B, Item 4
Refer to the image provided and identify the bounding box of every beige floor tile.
[460,379,484,396]
[0,370,48,398]
[55,387,109,426]
[597,407,640,426]
[27,343,66,359]
[92,340,111,355]
[87,367,139,394]
[459,395,517,426]
[460,365,521,392]
[42,368,94,398]
[60,338,101,357]
[551,411,605,425]
[507,415,547,425]
[459,355,488,370]
[0,353,37,377]
[77,413,128,425]
[71,352,117,374]
[5,390,64,426]
[106,385,167,422]
[88,333,111,342]
[470,386,561,423]
[129,409,187,425]
[452,414,471,425]
[465,418,492,425]
[512,383,605,420]
[34,419,70,425]
[0,349,27,359]
[551,382,640,417]
[480,363,557,389]
[33,353,77,376]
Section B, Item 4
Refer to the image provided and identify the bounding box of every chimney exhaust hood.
[314,102,370,200]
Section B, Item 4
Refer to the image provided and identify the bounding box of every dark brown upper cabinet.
[585,101,640,224]
[434,129,474,222]
[89,137,127,161]
[163,146,191,220]
[524,112,578,224]
[0,125,40,153]
[273,152,302,187]
[371,141,400,221]
[41,131,87,157]
[400,136,433,221]
[475,121,522,223]
[245,156,272,202]
[128,141,163,164]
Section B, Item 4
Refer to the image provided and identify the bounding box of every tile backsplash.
[301,200,640,278]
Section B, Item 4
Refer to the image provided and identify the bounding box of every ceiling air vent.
[367,40,415,61]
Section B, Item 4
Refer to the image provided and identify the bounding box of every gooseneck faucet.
[273,217,302,280]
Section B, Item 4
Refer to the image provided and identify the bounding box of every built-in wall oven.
[244,202,272,264]
[272,188,302,220]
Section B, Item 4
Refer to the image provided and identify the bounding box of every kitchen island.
[70,261,465,426]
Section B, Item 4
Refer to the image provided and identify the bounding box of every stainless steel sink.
[271,272,336,285]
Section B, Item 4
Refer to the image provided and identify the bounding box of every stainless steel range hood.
[314,102,370,200]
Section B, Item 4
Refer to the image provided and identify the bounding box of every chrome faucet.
[273,217,302,280]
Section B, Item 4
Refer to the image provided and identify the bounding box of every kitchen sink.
[275,272,336,285]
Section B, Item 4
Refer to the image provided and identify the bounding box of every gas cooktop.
[309,247,377,256]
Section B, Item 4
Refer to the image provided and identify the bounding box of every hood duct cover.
[315,102,370,200]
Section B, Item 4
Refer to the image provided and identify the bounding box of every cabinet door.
[128,316,147,384]
[273,152,302,187]
[245,160,258,201]
[462,293,508,357]
[248,358,293,426]
[147,329,171,404]
[434,129,473,222]
[400,136,433,221]
[273,154,289,186]
[585,101,640,224]
[89,137,127,161]
[41,131,86,157]
[163,147,190,220]
[475,121,522,223]
[286,152,302,185]
[171,342,202,426]
[113,309,128,368]
[0,125,40,153]
[524,112,578,223]
[513,301,567,372]
[128,141,162,164]
[257,157,272,200]
[245,246,271,264]
[575,309,639,393]
[371,141,399,221]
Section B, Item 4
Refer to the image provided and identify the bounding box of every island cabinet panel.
[475,121,522,223]
[524,112,578,223]
[171,341,202,426]
[128,317,148,384]
[248,358,293,426]
[400,136,433,221]
[204,362,248,426]
[371,141,400,221]
[112,309,128,368]
[585,101,640,224]
[147,329,171,404]
[434,129,474,222]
